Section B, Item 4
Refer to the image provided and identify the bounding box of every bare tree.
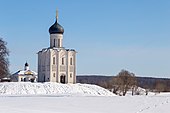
[115,70,137,96]
[0,38,9,79]
[112,77,121,95]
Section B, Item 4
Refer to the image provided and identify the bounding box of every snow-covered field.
[0,82,170,113]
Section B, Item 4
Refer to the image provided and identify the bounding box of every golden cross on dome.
[56,9,58,19]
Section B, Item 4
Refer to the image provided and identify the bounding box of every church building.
[38,10,76,83]
[11,62,37,82]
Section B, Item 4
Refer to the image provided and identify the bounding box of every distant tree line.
[77,70,170,95]
[154,79,170,93]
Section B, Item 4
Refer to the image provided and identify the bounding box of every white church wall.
[50,50,57,82]
[38,48,76,83]
[38,49,51,82]
[58,49,67,83]
[67,51,76,83]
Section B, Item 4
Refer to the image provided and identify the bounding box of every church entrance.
[60,75,66,84]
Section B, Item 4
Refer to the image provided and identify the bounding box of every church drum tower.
[38,10,76,83]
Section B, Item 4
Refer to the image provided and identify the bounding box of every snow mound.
[0,82,115,96]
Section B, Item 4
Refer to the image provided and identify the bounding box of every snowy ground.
[0,82,114,96]
[0,95,170,113]
[0,83,170,113]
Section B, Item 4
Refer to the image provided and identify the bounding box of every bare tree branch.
[0,38,9,79]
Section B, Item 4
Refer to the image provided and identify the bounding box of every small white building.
[38,10,76,83]
[11,62,37,82]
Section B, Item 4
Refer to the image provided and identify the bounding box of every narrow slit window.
[70,58,73,65]
[54,39,56,47]
[62,57,64,65]
[53,57,55,65]
[58,39,60,47]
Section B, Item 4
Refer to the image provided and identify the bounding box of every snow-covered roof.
[12,62,37,76]
[12,70,37,76]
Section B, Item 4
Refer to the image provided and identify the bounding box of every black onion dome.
[25,62,29,67]
[49,19,64,34]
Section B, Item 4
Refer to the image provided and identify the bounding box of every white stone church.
[38,11,76,83]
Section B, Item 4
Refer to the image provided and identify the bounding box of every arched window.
[53,57,55,65]
[70,73,72,78]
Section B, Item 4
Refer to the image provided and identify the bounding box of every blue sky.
[0,0,170,77]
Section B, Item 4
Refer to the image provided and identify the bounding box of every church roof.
[38,47,77,53]
[12,70,37,76]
